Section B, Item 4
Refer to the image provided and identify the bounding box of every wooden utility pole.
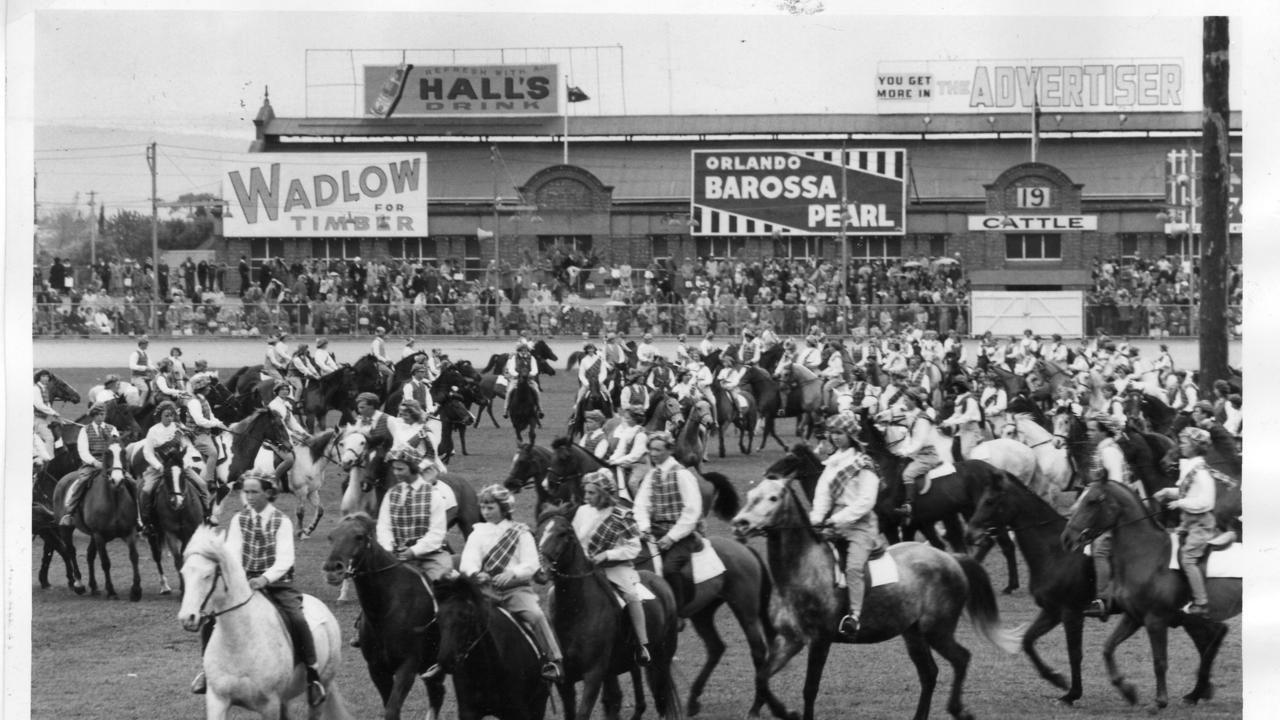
[1199,17,1231,390]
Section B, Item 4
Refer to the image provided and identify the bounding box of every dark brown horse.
[51,441,143,600]
[322,513,447,720]
[432,573,550,720]
[535,508,681,720]
[965,473,1091,705]
[145,441,206,596]
[732,474,1023,720]
[1062,480,1241,710]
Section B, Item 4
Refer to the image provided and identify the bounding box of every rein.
[197,564,256,624]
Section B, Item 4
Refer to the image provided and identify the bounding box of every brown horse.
[1062,480,1241,710]
[732,475,1023,720]
[674,398,713,469]
[51,441,143,600]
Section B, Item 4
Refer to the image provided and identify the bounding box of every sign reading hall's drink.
[364,64,560,117]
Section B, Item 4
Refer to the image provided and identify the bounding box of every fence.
[31,300,1244,341]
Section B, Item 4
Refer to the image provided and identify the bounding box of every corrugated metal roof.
[261,111,1240,139]
[969,270,1093,287]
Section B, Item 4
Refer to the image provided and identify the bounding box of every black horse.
[567,379,614,442]
[506,375,541,444]
[432,574,550,720]
[966,473,1092,705]
[301,366,361,428]
[482,340,559,378]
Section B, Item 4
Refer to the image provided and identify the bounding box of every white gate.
[970,291,1083,338]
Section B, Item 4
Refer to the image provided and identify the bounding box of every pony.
[772,357,827,441]
[1004,396,1074,510]
[435,391,478,465]
[567,378,614,442]
[540,439,786,717]
[147,440,208,596]
[351,354,389,398]
[1123,391,1181,437]
[534,509,683,720]
[178,524,352,720]
[482,340,559,379]
[51,441,143,600]
[221,410,292,490]
[506,374,542,445]
[644,394,684,436]
[1062,480,1242,710]
[431,573,550,720]
[1050,408,1091,491]
[283,429,341,539]
[44,370,82,405]
[731,474,1023,720]
[503,443,555,508]
[736,365,790,454]
[322,513,446,720]
[964,473,1092,705]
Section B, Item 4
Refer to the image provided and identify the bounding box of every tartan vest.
[650,366,671,388]
[515,354,533,375]
[649,465,685,536]
[240,510,284,576]
[133,351,149,374]
[628,385,648,407]
[389,482,432,549]
[86,423,113,459]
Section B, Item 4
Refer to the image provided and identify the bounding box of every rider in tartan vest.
[436,484,564,683]
[812,413,882,638]
[401,362,437,417]
[60,402,127,526]
[574,469,652,665]
[503,344,544,420]
[376,447,452,581]
[191,471,327,708]
[633,431,702,613]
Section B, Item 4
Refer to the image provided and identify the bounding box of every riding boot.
[192,618,215,694]
[60,476,87,526]
[898,481,917,519]
[1085,552,1113,620]
[627,598,651,665]
[138,486,155,534]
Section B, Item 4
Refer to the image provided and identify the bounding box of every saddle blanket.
[496,375,509,388]
[614,583,658,608]
[1083,535,1244,578]
[925,463,955,482]
[735,394,750,411]
[648,540,726,584]
[830,547,900,588]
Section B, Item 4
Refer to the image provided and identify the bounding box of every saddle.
[827,539,898,589]
[1170,532,1244,578]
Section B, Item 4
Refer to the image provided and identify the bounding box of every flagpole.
[563,74,570,165]
[1031,88,1041,163]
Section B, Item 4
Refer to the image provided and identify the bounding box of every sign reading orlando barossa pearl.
[691,149,906,236]
[363,64,559,116]
[222,153,427,238]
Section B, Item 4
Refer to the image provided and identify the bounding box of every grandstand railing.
[31,302,1242,340]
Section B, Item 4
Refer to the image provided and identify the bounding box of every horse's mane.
[551,436,574,450]
[340,511,377,531]
[306,429,336,458]
[183,523,231,564]
[1099,478,1166,532]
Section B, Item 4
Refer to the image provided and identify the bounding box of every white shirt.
[370,336,390,363]
[77,422,120,466]
[144,422,184,469]
[572,504,641,563]
[375,477,450,557]
[129,349,153,375]
[312,347,340,375]
[268,395,308,441]
[716,366,745,390]
[633,457,702,542]
[636,341,658,364]
[401,380,437,415]
[226,505,295,584]
[689,362,713,389]
[820,351,844,379]
[699,338,716,357]
[459,519,540,582]
[34,382,58,416]
[578,352,608,386]
[607,423,650,467]
[186,394,223,430]
[400,345,420,360]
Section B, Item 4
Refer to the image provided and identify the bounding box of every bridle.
[195,562,256,626]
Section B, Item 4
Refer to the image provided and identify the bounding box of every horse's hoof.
[1046,672,1069,690]
[71,583,86,595]
[1117,681,1138,705]
[39,582,51,590]
[1002,585,1019,595]
[299,532,311,541]
[130,588,142,602]
[160,587,172,596]
[1055,695,1078,706]
[687,699,701,716]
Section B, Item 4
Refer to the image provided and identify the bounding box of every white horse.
[876,412,1040,490]
[283,429,341,540]
[88,382,144,407]
[1007,414,1075,512]
[178,525,352,720]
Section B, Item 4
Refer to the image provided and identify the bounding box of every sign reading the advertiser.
[364,64,559,117]
[876,59,1185,113]
[222,153,428,238]
[691,149,906,236]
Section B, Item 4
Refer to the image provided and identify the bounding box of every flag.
[567,86,590,103]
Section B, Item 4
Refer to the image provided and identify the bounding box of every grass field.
[31,365,1242,719]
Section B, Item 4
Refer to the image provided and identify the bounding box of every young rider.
[574,469,652,664]
[810,413,881,639]
[887,387,942,521]
[503,343,544,419]
[1153,427,1218,617]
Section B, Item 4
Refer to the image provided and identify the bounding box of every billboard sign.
[222,153,428,238]
[875,59,1186,113]
[1165,149,1242,234]
[691,149,906,236]
[363,64,560,117]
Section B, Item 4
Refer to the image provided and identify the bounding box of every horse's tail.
[701,471,740,521]
[482,354,502,375]
[645,662,685,720]
[317,682,355,720]
[956,554,1023,654]
[566,351,583,370]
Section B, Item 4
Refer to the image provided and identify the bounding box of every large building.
[218,94,1242,295]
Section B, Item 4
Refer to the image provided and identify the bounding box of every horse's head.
[336,427,369,471]
[1060,481,1125,552]
[438,395,473,425]
[965,472,1019,547]
[535,506,582,578]
[178,524,231,632]
[730,477,795,539]
[504,443,547,493]
[546,437,594,502]
[47,373,80,404]
[157,439,202,509]
[109,403,142,441]
[1051,409,1085,446]
[432,573,494,674]
[452,361,481,383]
[534,340,558,362]
[102,441,127,484]
[690,398,714,428]
[322,512,378,586]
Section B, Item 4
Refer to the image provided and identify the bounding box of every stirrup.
[1183,602,1211,617]
[837,614,860,638]
[190,671,207,695]
[307,677,327,707]
[635,643,652,666]
[540,659,564,683]
[420,664,442,680]
[1083,598,1111,621]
